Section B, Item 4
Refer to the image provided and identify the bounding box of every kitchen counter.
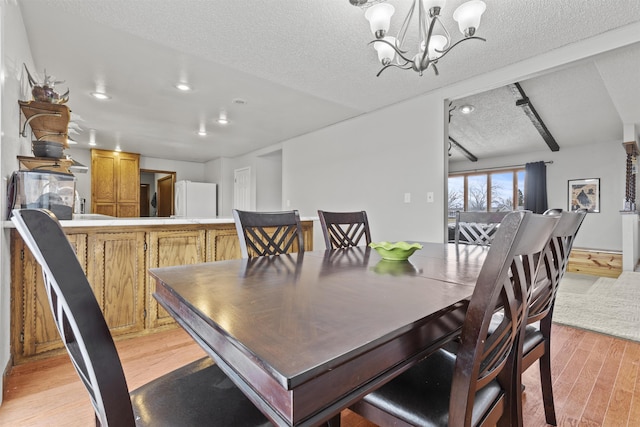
[4,215,318,228]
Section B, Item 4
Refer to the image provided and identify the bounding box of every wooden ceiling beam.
[449,137,478,162]
[508,82,560,152]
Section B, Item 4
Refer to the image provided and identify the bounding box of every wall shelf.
[17,155,72,174]
[18,100,70,147]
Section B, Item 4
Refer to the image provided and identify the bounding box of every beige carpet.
[553,271,640,342]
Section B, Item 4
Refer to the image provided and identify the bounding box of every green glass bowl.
[369,241,423,261]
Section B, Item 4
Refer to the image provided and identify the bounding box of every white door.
[234,167,252,210]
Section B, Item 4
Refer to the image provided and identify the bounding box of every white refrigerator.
[174,181,217,217]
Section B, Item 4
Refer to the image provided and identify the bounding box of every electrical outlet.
[427,192,434,203]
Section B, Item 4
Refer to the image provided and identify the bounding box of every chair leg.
[326,413,341,427]
[539,345,557,425]
[539,314,557,426]
[496,351,519,427]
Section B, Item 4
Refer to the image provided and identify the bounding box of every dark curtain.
[524,161,548,214]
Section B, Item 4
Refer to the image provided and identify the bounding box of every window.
[448,168,525,216]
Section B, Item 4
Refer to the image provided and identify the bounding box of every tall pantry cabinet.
[91,148,140,217]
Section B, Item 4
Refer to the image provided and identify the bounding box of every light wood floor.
[1,324,638,426]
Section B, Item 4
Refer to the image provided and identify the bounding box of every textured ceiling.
[17,0,640,163]
[448,42,640,162]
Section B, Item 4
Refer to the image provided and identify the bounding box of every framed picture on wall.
[568,178,600,213]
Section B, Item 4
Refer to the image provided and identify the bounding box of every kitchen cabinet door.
[147,229,206,328]
[206,226,242,261]
[87,231,146,336]
[91,149,140,217]
[12,231,87,362]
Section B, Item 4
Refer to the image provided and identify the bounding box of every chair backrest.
[317,210,372,249]
[543,208,563,215]
[11,209,136,427]
[449,211,558,426]
[454,211,510,246]
[233,209,304,258]
[528,210,587,323]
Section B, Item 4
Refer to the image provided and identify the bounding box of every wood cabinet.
[147,229,207,328]
[87,231,146,336]
[10,220,314,364]
[11,233,86,359]
[11,227,150,363]
[207,225,243,260]
[91,149,140,217]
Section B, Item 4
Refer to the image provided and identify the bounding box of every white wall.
[450,139,625,251]
[65,148,90,208]
[140,155,205,182]
[256,150,282,212]
[283,95,447,249]
[206,145,284,218]
[0,1,37,402]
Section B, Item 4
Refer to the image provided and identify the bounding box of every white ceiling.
[18,0,640,163]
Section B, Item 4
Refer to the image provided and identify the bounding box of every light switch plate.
[404,193,411,203]
[427,192,434,203]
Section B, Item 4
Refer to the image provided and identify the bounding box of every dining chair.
[233,209,304,258]
[454,211,510,246]
[516,209,587,425]
[349,211,558,427]
[543,208,563,215]
[11,209,272,427]
[317,210,372,249]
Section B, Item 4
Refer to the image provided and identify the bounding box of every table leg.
[325,413,341,427]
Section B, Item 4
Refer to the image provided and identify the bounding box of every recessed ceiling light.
[459,104,475,114]
[217,111,229,125]
[175,82,191,91]
[90,91,111,100]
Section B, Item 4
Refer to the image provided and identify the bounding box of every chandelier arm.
[396,0,418,51]
[431,63,439,76]
[376,63,413,77]
[419,0,429,46]
[417,5,440,74]
[433,16,452,49]
[368,39,414,64]
[435,36,486,62]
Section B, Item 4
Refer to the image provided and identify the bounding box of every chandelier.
[350,0,487,77]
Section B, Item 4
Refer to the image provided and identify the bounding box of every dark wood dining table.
[149,242,489,426]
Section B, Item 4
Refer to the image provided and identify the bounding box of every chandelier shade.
[353,0,487,76]
[364,3,395,38]
[453,0,486,36]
